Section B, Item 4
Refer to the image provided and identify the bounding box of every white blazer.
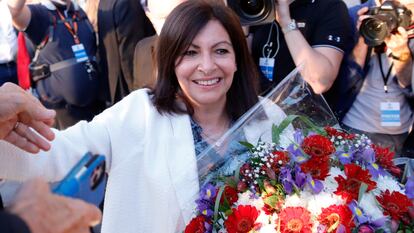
[0,89,291,233]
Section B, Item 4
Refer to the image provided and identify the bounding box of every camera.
[226,0,275,26]
[360,0,412,47]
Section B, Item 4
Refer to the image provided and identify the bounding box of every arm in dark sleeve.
[310,0,353,53]
[24,4,51,46]
[0,211,31,233]
[114,0,156,90]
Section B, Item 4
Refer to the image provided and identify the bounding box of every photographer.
[7,0,104,129]
[341,0,414,155]
[249,0,353,94]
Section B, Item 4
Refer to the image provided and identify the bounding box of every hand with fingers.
[8,178,102,233]
[384,27,411,60]
[0,82,56,153]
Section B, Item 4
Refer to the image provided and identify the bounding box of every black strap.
[377,52,394,93]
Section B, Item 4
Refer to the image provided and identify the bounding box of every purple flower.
[366,162,386,179]
[287,144,308,164]
[294,166,306,189]
[306,175,323,194]
[405,175,414,199]
[280,167,294,194]
[204,221,212,233]
[336,150,354,165]
[370,217,386,229]
[360,147,375,164]
[348,201,369,224]
[356,217,386,233]
[357,224,374,233]
[196,199,214,217]
[293,130,304,144]
[200,183,216,201]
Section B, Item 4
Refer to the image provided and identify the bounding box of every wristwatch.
[282,19,298,34]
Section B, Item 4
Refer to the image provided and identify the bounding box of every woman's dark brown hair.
[152,0,259,120]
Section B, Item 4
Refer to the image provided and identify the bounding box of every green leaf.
[239,141,255,151]
[271,115,326,144]
[272,115,298,144]
[358,183,368,203]
[213,186,226,223]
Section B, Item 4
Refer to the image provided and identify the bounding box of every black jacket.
[0,211,31,233]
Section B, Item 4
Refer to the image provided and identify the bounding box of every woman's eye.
[216,49,229,55]
[183,50,197,56]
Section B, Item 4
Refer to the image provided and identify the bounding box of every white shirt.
[0,0,17,63]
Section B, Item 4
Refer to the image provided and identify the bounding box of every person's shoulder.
[27,2,49,14]
[124,88,152,102]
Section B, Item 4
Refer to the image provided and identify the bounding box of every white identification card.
[259,57,275,81]
[71,43,88,62]
[380,102,401,127]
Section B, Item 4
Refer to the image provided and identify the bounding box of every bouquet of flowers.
[182,68,414,233]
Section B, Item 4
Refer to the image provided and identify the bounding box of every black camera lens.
[360,17,390,46]
[240,0,265,18]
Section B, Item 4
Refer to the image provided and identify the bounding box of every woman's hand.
[0,83,56,153]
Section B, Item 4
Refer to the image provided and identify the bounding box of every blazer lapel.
[166,114,199,225]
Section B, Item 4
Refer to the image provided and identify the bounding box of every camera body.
[226,0,275,26]
[360,0,412,47]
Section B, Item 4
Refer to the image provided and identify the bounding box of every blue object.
[53,152,106,207]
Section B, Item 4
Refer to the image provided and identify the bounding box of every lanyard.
[56,9,80,44]
[377,52,394,93]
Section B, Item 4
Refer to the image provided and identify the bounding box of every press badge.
[380,102,401,127]
[259,57,275,81]
[72,43,88,63]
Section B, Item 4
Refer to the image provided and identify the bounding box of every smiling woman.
[175,20,237,114]
[0,1,284,232]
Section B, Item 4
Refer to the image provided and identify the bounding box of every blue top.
[190,118,251,185]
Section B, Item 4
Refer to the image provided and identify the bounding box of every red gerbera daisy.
[224,205,260,233]
[300,155,330,180]
[301,135,335,158]
[334,164,377,203]
[185,215,208,233]
[371,144,401,177]
[318,205,355,233]
[376,190,414,224]
[279,206,313,233]
[220,186,239,206]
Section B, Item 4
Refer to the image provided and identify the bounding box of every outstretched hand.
[0,83,56,152]
[9,178,102,233]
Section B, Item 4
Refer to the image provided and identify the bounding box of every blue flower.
[348,201,370,224]
[293,130,304,144]
[287,144,308,164]
[306,174,323,194]
[366,162,386,179]
[200,183,216,201]
[405,175,414,199]
[196,199,214,217]
[336,150,354,165]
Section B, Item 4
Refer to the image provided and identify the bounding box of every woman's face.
[175,20,237,109]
